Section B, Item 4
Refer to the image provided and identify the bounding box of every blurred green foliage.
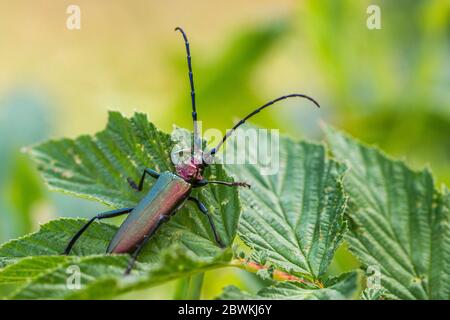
[0,92,49,241]
[0,0,448,298]
[300,0,449,184]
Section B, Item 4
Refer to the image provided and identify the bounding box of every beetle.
[63,27,320,275]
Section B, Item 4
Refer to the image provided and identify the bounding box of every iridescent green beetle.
[63,27,320,275]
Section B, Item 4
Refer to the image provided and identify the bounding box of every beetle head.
[171,147,205,182]
[175,157,204,182]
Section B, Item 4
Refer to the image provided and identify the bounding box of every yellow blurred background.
[0,0,448,298]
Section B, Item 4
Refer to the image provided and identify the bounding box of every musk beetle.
[63,27,320,274]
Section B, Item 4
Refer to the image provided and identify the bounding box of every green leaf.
[219,271,361,300]
[2,251,230,300]
[0,256,68,285]
[225,131,347,280]
[361,287,387,300]
[27,111,240,258]
[29,111,173,208]
[324,126,450,300]
[0,218,231,299]
[0,218,120,268]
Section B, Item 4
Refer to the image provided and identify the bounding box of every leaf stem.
[173,277,190,300]
[186,272,204,300]
[230,258,324,288]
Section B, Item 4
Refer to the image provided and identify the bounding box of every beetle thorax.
[176,158,203,182]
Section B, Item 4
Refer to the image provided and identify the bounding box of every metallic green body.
[107,172,192,253]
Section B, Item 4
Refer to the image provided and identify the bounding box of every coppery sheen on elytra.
[107,172,192,253]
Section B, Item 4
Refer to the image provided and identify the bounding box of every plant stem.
[230,258,324,288]
[186,272,204,300]
[173,276,191,300]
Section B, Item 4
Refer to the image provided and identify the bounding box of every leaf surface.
[325,126,450,300]
[224,129,347,280]
[0,218,231,299]
[220,272,360,300]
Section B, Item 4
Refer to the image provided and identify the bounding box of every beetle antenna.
[208,94,320,156]
[175,27,200,157]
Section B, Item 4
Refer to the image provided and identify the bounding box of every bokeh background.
[0,0,448,299]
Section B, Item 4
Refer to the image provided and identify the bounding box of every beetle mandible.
[63,27,320,275]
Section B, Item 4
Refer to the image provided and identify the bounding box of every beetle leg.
[194,179,251,189]
[63,207,134,255]
[188,196,225,248]
[127,168,160,191]
[124,215,169,275]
